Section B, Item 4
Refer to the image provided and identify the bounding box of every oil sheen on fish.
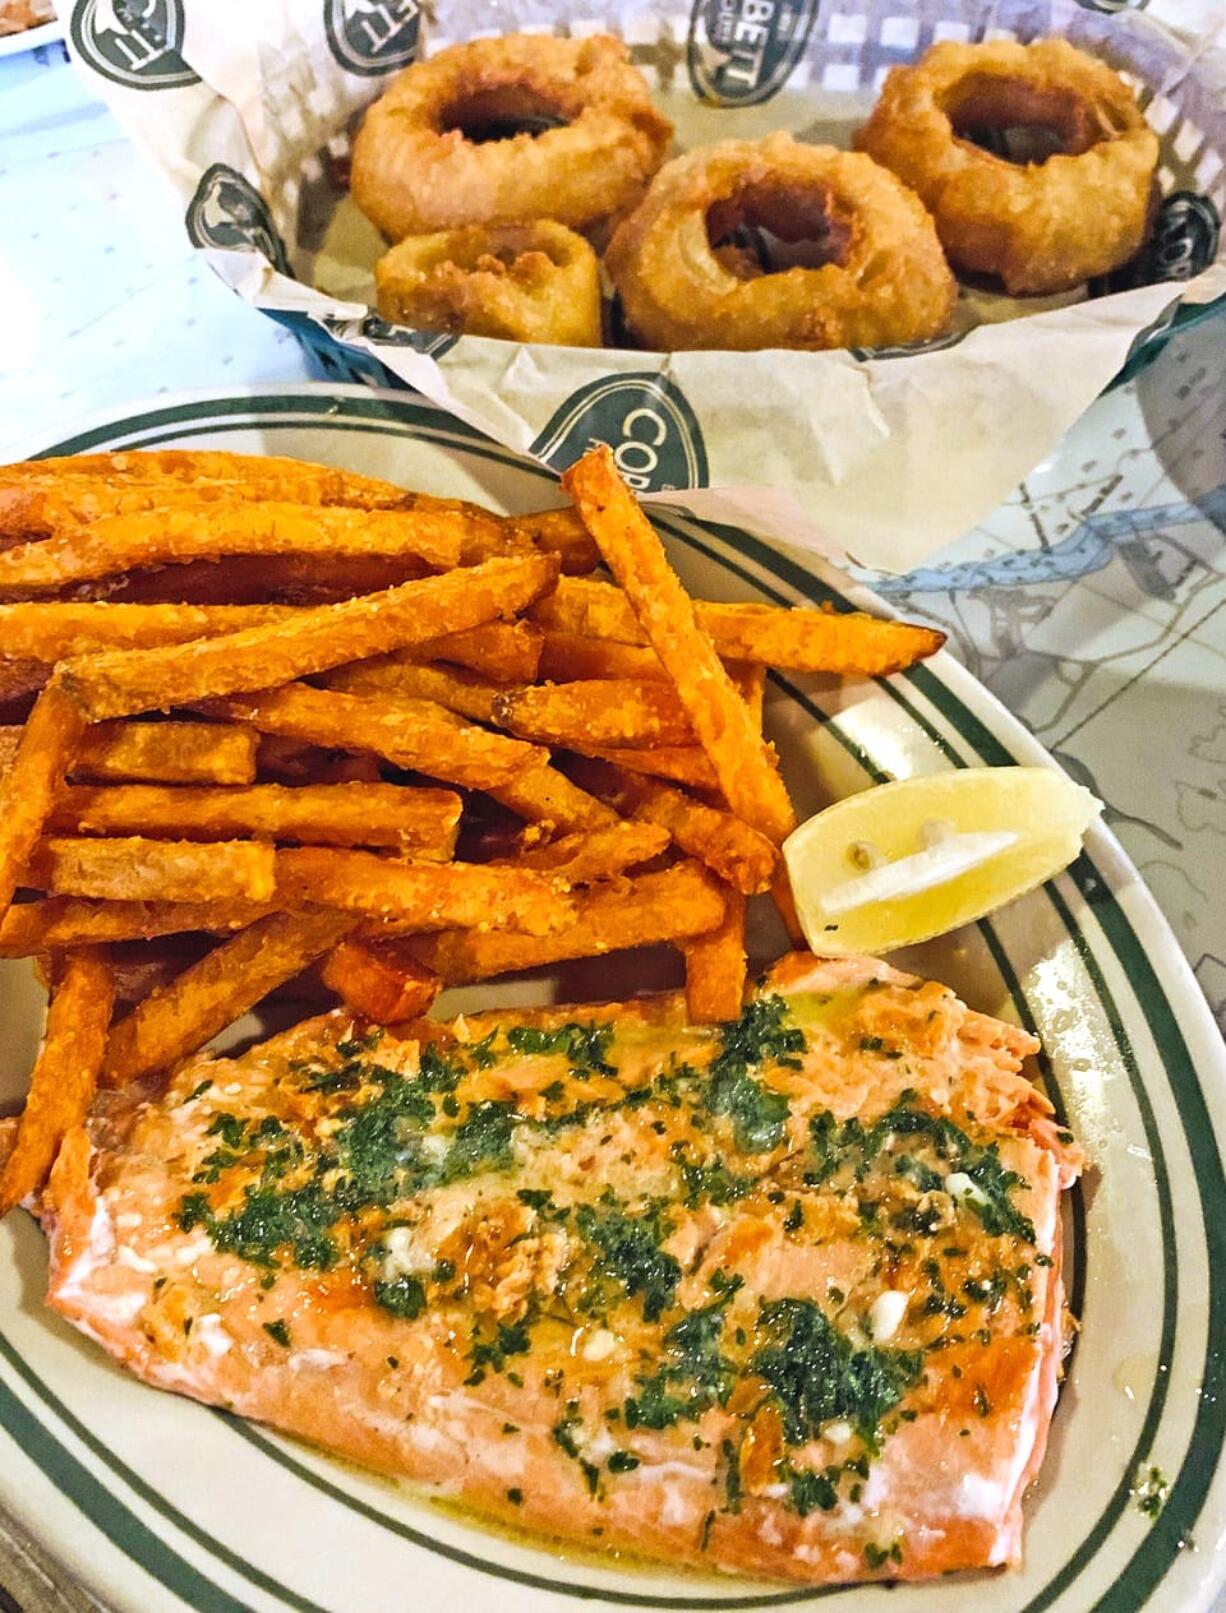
[38,953,1081,1583]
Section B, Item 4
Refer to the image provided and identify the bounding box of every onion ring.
[350,33,673,243]
[854,38,1159,295]
[376,222,602,347]
[605,133,957,352]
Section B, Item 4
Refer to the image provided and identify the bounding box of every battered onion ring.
[605,134,957,353]
[855,38,1159,295]
[351,33,673,243]
[375,222,602,347]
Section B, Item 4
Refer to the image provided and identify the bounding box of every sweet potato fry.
[0,684,86,919]
[100,909,358,1086]
[562,449,795,845]
[684,889,747,1023]
[568,758,778,895]
[492,679,696,749]
[404,861,727,984]
[54,553,559,722]
[49,782,462,857]
[0,897,282,954]
[321,937,441,1023]
[492,821,670,884]
[212,685,535,790]
[583,745,721,792]
[0,504,468,594]
[26,837,277,905]
[80,721,258,785]
[80,553,438,607]
[1,450,413,505]
[396,620,544,683]
[502,507,600,574]
[210,686,613,833]
[273,847,575,936]
[326,659,501,723]
[0,601,292,658]
[734,660,767,731]
[537,631,665,683]
[493,765,618,835]
[532,575,946,676]
[0,475,501,542]
[1,719,260,786]
[0,948,114,1215]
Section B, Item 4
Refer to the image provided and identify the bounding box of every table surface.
[1,31,1224,1613]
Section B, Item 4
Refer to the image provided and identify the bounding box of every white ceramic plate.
[2,387,1224,1613]
[0,18,61,58]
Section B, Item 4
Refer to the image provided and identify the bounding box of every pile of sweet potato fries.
[0,443,943,1214]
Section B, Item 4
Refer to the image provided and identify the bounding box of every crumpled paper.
[64,0,1226,572]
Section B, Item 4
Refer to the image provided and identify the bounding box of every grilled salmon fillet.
[36,952,1080,1583]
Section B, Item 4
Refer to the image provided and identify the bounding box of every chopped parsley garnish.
[206,1112,247,1148]
[466,1031,498,1069]
[606,1450,640,1473]
[1135,1465,1169,1519]
[440,1100,518,1183]
[553,1416,581,1459]
[373,1274,426,1319]
[469,1318,533,1380]
[805,1095,1035,1243]
[417,1044,465,1093]
[750,1298,923,1449]
[704,997,801,1153]
[506,1021,616,1080]
[624,1280,741,1430]
[263,1320,292,1348]
[864,1539,904,1570]
[336,1029,383,1058]
[787,1466,840,1515]
[576,1200,680,1324]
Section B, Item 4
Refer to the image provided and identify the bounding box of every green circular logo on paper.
[687,0,819,107]
[324,0,419,76]
[1098,191,1222,292]
[70,0,197,90]
[530,373,709,492]
[185,165,292,276]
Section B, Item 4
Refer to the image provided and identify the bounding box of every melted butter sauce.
[289,1431,735,1582]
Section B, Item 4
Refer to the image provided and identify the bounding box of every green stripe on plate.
[0,1332,329,1613]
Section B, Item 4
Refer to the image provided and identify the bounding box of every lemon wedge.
[783,767,1101,957]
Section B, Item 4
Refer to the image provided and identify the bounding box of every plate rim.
[0,18,62,58]
[3,382,1224,1613]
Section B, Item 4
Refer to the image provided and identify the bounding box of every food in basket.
[854,38,1159,295]
[605,134,958,352]
[0,443,1095,1584]
[348,27,1162,352]
[0,0,53,36]
[350,33,673,242]
[376,221,602,346]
